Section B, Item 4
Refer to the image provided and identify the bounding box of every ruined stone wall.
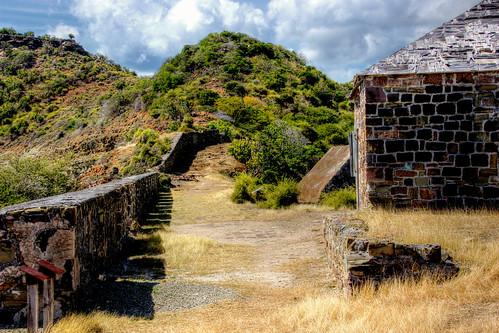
[0,172,158,325]
[356,71,499,208]
[323,216,459,293]
[159,130,230,174]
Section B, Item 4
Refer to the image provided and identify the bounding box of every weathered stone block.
[437,103,456,115]
[365,87,387,103]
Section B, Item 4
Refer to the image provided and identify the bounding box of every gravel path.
[78,280,244,317]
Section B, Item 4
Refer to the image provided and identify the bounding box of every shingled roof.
[358,0,499,76]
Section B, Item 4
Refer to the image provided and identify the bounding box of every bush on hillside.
[230,172,261,203]
[320,186,356,210]
[0,156,75,208]
[258,178,299,209]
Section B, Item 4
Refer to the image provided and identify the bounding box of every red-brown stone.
[396,170,418,177]
[420,189,436,200]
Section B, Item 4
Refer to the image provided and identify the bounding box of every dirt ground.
[169,143,342,289]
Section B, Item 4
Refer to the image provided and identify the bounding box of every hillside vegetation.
[0,29,353,208]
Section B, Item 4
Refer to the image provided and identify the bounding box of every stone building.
[350,0,499,209]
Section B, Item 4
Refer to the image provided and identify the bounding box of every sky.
[0,0,481,82]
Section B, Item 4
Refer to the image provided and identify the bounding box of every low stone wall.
[0,172,158,325]
[323,216,459,293]
[159,130,230,174]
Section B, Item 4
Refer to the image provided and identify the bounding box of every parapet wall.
[323,216,459,293]
[0,172,158,325]
[160,130,230,173]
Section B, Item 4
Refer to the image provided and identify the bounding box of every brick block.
[422,104,435,115]
[471,154,489,167]
[484,143,498,153]
[386,140,405,153]
[416,128,432,140]
[377,154,396,163]
[415,177,429,187]
[425,85,443,94]
[442,167,461,177]
[459,142,475,154]
[399,117,417,125]
[443,183,458,196]
[366,117,383,126]
[437,103,456,115]
[424,74,443,85]
[378,108,393,117]
[430,115,445,124]
[457,99,473,114]
[367,167,384,181]
[415,152,432,162]
[427,168,441,176]
[444,121,459,130]
[447,143,458,154]
[483,186,499,199]
[396,169,418,178]
[431,177,445,185]
[401,94,413,102]
[459,185,482,197]
[398,131,416,139]
[404,178,414,186]
[454,131,468,142]
[433,152,448,162]
[463,168,479,182]
[366,87,387,103]
[455,73,474,83]
[366,104,377,115]
[455,155,470,167]
[372,76,388,86]
[397,152,414,162]
[387,93,400,102]
[432,94,446,103]
[405,140,419,151]
[447,93,463,102]
[391,186,408,195]
[395,107,409,116]
[426,142,446,151]
[415,94,431,103]
[452,85,473,92]
[438,131,454,142]
[484,120,499,132]
[420,189,436,199]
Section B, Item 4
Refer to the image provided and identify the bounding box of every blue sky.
[0,0,480,82]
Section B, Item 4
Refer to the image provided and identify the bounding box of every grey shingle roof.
[358,0,499,76]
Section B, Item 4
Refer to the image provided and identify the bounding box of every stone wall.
[354,71,499,208]
[0,172,158,325]
[159,130,230,174]
[323,216,459,293]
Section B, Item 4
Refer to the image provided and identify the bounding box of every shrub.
[259,178,299,209]
[320,186,356,210]
[0,156,75,208]
[230,173,260,204]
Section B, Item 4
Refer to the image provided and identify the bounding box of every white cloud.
[47,24,80,39]
[69,0,268,65]
[267,0,479,82]
[68,0,480,82]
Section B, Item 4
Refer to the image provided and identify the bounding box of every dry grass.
[271,209,499,332]
[156,226,252,273]
[171,174,330,225]
[51,178,499,333]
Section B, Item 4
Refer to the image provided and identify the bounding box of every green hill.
[0,29,353,207]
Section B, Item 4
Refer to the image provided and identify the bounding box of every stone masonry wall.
[159,130,230,174]
[0,172,158,325]
[355,71,499,208]
[323,216,459,293]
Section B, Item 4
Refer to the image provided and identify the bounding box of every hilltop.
[0,29,353,207]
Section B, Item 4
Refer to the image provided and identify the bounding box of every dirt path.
[169,143,339,288]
